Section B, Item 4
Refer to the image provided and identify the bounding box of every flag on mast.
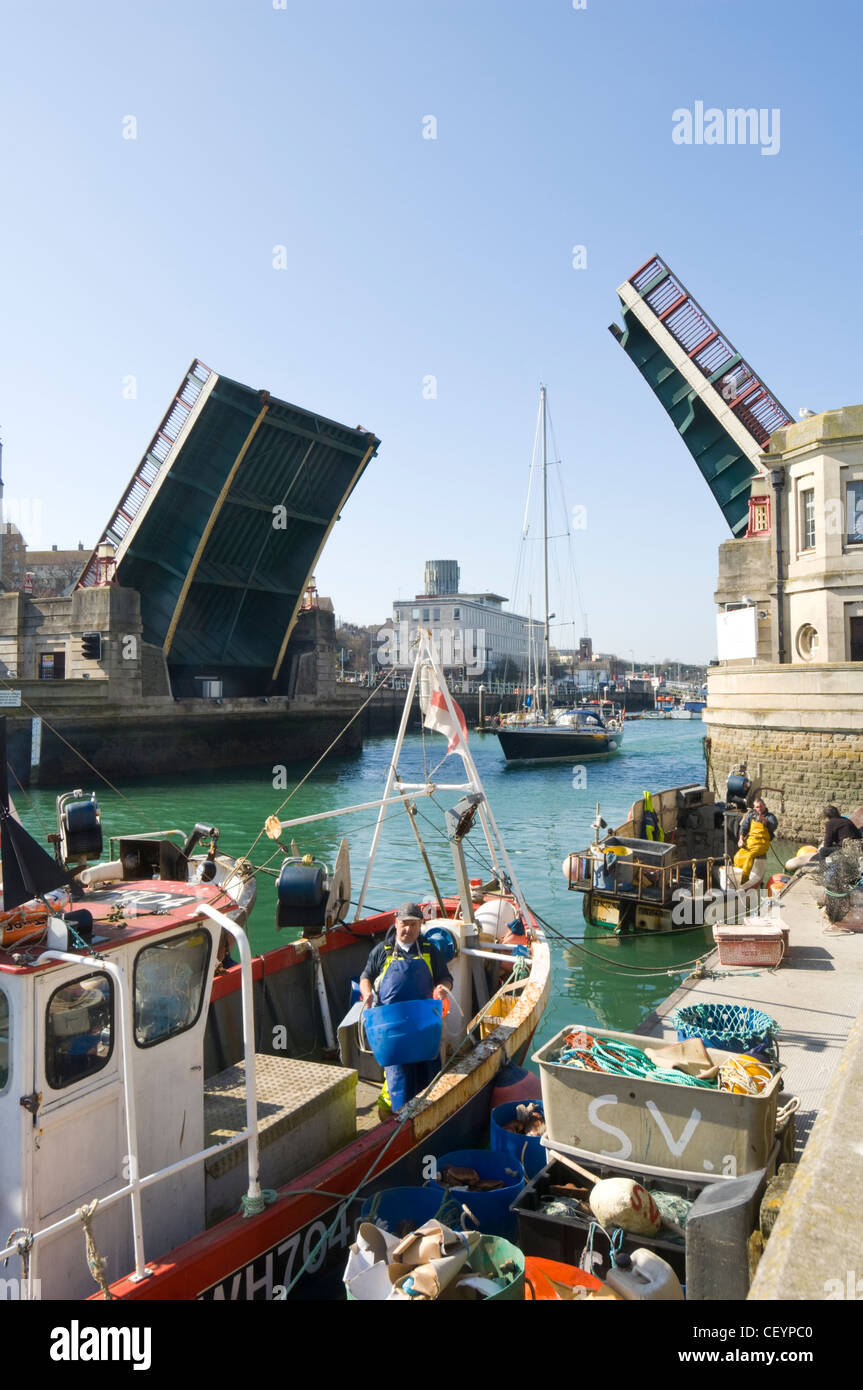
[423,670,469,757]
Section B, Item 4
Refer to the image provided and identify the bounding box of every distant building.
[390,567,530,676]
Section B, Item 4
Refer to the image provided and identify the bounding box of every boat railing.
[0,905,261,1298]
[568,850,716,905]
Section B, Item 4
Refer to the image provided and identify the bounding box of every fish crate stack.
[525,1021,787,1299]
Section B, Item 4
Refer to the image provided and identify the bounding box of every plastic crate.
[511,1156,692,1279]
[532,1025,781,1177]
[712,924,784,968]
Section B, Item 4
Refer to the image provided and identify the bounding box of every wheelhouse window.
[134,929,211,1047]
[800,488,816,551]
[46,974,113,1089]
[847,482,863,546]
[0,989,9,1092]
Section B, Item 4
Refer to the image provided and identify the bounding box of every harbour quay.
[637,872,863,1301]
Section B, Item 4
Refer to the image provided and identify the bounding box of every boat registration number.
[197,1205,354,1300]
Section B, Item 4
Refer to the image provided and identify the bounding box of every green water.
[14,720,790,1054]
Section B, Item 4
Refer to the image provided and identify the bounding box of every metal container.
[532,1024,781,1178]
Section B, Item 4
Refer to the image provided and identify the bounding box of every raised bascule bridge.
[611,253,863,847]
[76,359,379,697]
[4,361,380,781]
[609,254,793,537]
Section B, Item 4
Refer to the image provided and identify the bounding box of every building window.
[411,608,420,620]
[46,973,113,1090]
[847,482,863,545]
[800,489,816,550]
[746,496,770,536]
[39,651,66,680]
[453,608,460,620]
[422,608,430,622]
[432,608,440,621]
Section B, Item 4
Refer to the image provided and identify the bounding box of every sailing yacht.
[494,387,624,764]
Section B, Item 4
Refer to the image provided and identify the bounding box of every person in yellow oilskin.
[733,797,778,884]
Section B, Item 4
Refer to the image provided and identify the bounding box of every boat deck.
[637,874,863,1153]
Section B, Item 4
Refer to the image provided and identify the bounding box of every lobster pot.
[532,1025,781,1178]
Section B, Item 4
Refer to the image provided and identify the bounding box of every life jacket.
[642,791,665,842]
[733,817,773,880]
[375,942,434,1005]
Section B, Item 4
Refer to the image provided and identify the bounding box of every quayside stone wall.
[705,664,863,840]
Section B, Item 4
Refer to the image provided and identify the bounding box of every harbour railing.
[627,255,793,448]
[76,359,215,588]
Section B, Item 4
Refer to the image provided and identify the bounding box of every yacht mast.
[542,385,550,720]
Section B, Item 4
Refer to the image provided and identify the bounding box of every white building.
[388,575,531,676]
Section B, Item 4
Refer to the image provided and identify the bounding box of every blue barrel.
[362,1000,443,1065]
[360,1187,444,1234]
[490,1101,546,1180]
[430,1149,524,1240]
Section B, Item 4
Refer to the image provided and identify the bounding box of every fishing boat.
[0,636,549,1301]
[494,387,624,765]
[562,779,759,935]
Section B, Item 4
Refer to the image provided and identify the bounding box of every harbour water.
[14,718,790,1054]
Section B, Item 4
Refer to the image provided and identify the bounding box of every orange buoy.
[765,873,790,897]
[524,1257,605,1301]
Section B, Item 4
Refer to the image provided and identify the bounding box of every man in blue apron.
[359,902,454,1113]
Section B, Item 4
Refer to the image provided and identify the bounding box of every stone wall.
[705,723,863,840]
[705,663,863,839]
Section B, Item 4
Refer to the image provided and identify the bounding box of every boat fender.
[589,1178,661,1236]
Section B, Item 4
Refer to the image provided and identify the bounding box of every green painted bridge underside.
[117,375,378,667]
[614,306,758,536]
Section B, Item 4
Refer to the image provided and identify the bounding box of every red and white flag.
[424,671,469,757]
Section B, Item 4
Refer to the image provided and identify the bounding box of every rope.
[526,902,710,978]
[0,673,161,831]
[245,672,393,862]
[553,1033,718,1089]
[77,1200,114,1299]
[240,1189,278,1218]
[4,1227,34,1290]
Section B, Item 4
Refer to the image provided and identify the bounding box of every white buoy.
[589,1178,661,1236]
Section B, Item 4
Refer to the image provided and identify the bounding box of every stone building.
[706,405,863,837]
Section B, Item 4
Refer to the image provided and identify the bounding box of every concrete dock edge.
[748,1003,863,1301]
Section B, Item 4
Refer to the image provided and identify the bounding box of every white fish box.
[532,1025,781,1178]
[713,923,785,967]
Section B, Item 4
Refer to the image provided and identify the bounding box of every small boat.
[562,781,756,934]
[496,705,624,763]
[0,638,549,1301]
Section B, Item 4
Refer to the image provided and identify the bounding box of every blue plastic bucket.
[362,1000,443,1066]
[360,1187,444,1233]
[430,1149,524,1240]
[490,1101,546,1180]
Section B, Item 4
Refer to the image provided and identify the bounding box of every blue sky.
[1,0,861,662]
